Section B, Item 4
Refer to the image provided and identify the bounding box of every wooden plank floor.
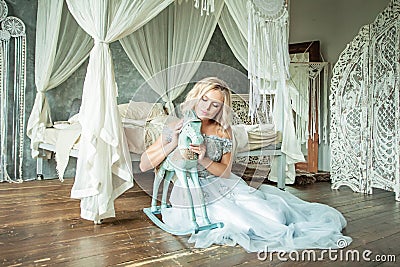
[1,173,399,267]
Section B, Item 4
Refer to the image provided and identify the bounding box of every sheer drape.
[219,0,304,183]
[48,3,93,89]
[221,0,289,127]
[27,0,92,158]
[120,0,223,114]
[65,0,172,222]
[218,4,247,69]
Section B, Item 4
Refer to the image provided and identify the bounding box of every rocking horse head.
[178,110,203,161]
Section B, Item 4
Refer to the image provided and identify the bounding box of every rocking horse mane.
[177,110,203,160]
[180,109,201,129]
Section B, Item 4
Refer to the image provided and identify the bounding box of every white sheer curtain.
[120,0,224,115]
[219,0,304,183]
[218,3,247,69]
[65,0,172,222]
[27,0,92,158]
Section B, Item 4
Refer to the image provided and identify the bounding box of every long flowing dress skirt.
[162,173,352,252]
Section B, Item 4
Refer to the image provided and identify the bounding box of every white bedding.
[40,102,280,181]
[42,121,147,164]
[43,126,81,150]
[232,123,281,153]
[42,120,280,181]
[43,120,281,156]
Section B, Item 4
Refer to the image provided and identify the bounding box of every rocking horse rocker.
[143,110,224,235]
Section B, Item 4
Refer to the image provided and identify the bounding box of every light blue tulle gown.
[161,135,352,252]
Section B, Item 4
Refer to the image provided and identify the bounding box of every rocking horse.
[143,110,224,235]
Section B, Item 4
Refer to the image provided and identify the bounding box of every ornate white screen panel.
[330,0,400,201]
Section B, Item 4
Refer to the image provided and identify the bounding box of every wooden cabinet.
[289,41,324,173]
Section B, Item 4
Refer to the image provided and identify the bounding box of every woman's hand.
[140,119,183,172]
[190,143,207,161]
[162,119,183,147]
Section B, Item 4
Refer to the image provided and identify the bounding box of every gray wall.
[289,0,391,63]
[4,0,392,180]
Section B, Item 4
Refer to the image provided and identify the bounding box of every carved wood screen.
[330,0,400,201]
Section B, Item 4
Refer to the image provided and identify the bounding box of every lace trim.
[203,134,232,154]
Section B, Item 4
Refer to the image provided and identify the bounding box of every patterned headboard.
[231,94,275,168]
[231,94,274,125]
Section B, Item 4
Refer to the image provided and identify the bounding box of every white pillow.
[69,102,165,126]
[68,113,80,124]
[118,101,165,121]
[53,121,71,129]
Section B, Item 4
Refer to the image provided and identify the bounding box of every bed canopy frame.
[27,0,303,222]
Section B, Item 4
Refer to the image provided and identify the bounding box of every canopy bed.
[27,0,304,224]
[330,0,400,201]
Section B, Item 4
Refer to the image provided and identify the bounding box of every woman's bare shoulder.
[217,125,232,140]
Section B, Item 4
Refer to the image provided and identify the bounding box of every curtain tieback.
[94,38,107,46]
[165,101,175,116]
[35,91,46,101]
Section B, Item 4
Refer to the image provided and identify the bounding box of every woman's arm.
[139,120,183,172]
[197,152,232,178]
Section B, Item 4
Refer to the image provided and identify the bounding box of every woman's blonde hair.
[181,77,232,129]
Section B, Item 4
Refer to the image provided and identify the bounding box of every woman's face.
[195,89,224,121]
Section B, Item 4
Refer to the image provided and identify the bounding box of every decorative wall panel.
[0,0,26,182]
[330,0,399,201]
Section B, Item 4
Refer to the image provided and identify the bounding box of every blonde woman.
[140,77,232,178]
[140,77,351,252]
